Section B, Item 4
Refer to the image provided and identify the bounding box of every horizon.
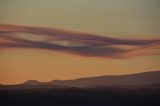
[1,70,159,85]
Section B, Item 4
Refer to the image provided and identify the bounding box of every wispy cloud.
[0,23,160,58]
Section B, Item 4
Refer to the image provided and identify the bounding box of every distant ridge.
[52,71,160,88]
[22,80,42,85]
[1,71,160,89]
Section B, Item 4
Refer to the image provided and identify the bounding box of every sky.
[0,0,160,84]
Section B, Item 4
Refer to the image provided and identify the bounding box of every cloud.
[0,23,160,58]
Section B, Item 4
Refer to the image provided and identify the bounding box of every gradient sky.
[0,0,160,84]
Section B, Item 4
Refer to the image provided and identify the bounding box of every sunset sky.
[0,0,160,84]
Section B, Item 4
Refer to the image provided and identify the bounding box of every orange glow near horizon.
[0,48,160,85]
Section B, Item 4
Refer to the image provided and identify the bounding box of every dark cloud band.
[0,23,160,58]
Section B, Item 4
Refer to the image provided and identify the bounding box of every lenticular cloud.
[0,23,160,58]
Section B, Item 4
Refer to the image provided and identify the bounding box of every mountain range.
[1,71,160,90]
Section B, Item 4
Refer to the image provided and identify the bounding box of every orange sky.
[0,48,160,84]
[0,0,160,84]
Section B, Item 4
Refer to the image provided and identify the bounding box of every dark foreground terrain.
[0,87,160,106]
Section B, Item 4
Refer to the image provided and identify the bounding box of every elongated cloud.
[0,23,160,58]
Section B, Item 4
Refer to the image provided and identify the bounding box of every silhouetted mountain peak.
[22,80,42,85]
